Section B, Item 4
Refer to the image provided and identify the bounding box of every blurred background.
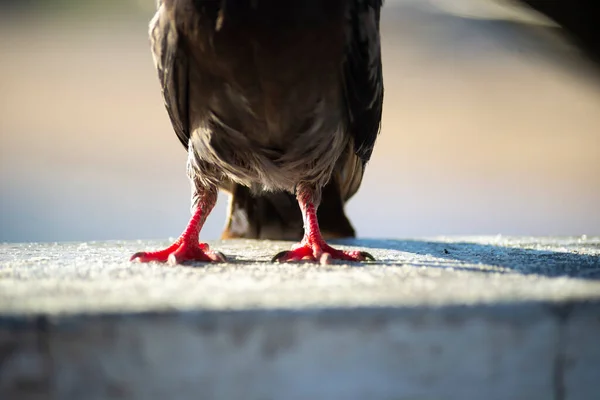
[1,0,599,244]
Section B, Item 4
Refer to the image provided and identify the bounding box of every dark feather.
[343,0,384,165]
[150,8,190,150]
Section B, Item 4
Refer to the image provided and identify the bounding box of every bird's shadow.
[329,237,600,280]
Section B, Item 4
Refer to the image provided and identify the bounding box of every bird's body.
[176,1,351,194]
[133,0,384,264]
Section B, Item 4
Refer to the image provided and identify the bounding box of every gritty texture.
[1,236,600,400]
[0,236,599,315]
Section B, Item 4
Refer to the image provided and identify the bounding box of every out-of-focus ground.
[0,0,599,243]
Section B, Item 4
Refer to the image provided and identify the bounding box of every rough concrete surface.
[1,236,599,400]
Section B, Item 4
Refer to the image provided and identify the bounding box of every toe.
[272,251,305,263]
[130,251,168,263]
[339,250,375,262]
[272,247,313,263]
[319,253,332,265]
[167,253,180,266]
[167,247,227,265]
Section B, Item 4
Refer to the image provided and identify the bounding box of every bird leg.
[272,183,374,265]
[130,187,226,265]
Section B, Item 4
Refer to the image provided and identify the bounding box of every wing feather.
[343,0,384,165]
[149,4,191,150]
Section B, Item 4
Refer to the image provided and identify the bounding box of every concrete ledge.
[1,237,599,399]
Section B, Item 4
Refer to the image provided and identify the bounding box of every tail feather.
[220,176,357,241]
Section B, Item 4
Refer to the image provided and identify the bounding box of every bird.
[213,0,600,246]
[130,0,384,265]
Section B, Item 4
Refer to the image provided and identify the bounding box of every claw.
[130,252,145,262]
[212,251,228,262]
[132,242,226,265]
[271,250,290,263]
[360,251,376,261]
[272,243,374,264]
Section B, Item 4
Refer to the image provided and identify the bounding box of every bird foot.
[130,241,226,265]
[272,241,374,265]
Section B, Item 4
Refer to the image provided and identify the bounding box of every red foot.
[130,241,226,265]
[272,240,374,265]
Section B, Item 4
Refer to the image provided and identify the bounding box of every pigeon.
[131,0,383,265]
[219,0,600,245]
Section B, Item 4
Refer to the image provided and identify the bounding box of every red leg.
[272,185,374,265]
[130,189,226,265]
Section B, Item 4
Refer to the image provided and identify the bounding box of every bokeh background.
[1,0,599,244]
